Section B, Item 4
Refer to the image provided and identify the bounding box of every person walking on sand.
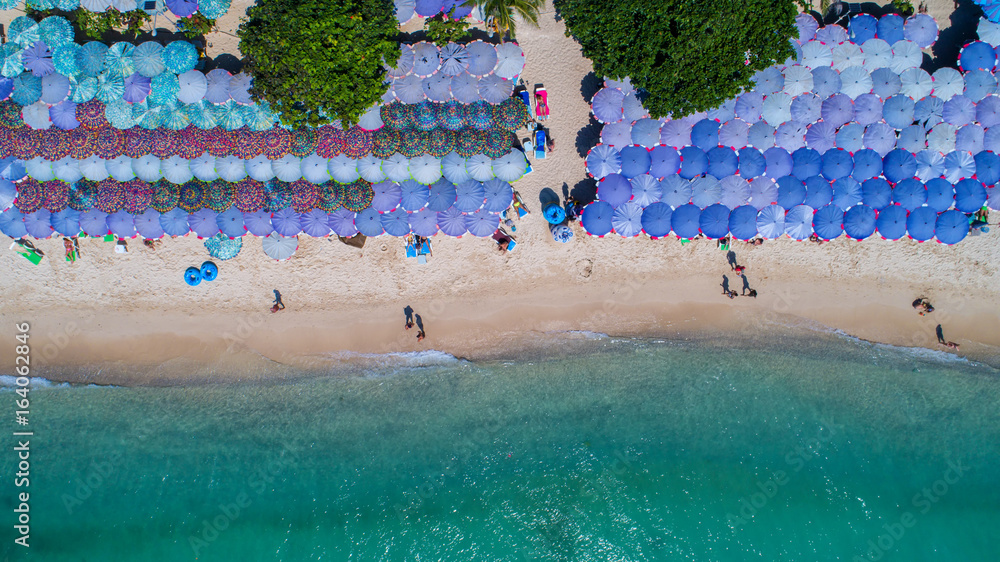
[271,289,285,313]
[416,329,426,342]
[404,305,415,330]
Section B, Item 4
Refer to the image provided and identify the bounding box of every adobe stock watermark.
[727,418,843,527]
[188,443,301,557]
[852,458,968,562]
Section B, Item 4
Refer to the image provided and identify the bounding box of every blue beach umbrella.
[955,125,984,153]
[877,14,905,44]
[906,206,937,241]
[871,67,901,98]
[242,211,273,237]
[943,150,976,183]
[0,45,23,79]
[735,91,764,122]
[427,179,457,212]
[203,234,243,259]
[354,207,384,237]
[812,66,841,98]
[976,96,1000,127]
[216,207,245,238]
[381,208,411,237]
[660,175,693,208]
[400,180,430,211]
[738,147,766,178]
[24,210,54,238]
[822,94,854,127]
[80,209,110,237]
[597,174,633,208]
[964,70,997,103]
[631,118,662,148]
[763,147,792,178]
[50,100,79,129]
[986,127,1000,153]
[640,202,673,238]
[670,203,701,238]
[77,42,107,76]
[861,177,892,209]
[719,176,750,209]
[699,203,730,239]
[409,208,439,237]
[821,148,853,180]
[844,204,877,239]
[804,121,836,153]
[935,209,969,244]
[899,125,929,153]
[8,17,40,49]
[267,208,298,237]
[791,93,822,123]
[882,149,917,183]
[850,14,878,43]
[581,201,614,236]
[804,176,833,208]
[924,178,955,212]
[455,180,485,212]
[132,42,165,78]
[832,177,863,209]
[904,14,938,48]
[882,96,915,133]
[23,42,54,77]
[915,150,945,181]
[50,208,81,236]
[465,209,500,238]
[707,147,738,179]
[162,41,198,74]
[12,73,42,106]
[0,209,28,238]
[649,146,679,178]
[749,176,778,209]
[753,67,784,95]
[747,121,775,150]
[483,179,513,213]
[960,41,997,72]
[619,146,651,178]
[104,43,135,79]
[892,178,927,210]
[611,201,643,237]
[777,176,806,209]
[150,73,179,105]
[755,204,785,239]
[813,204,845,239]
[328,208,357,237]
[436,206,466,236]
[158,208,189,236]
[630,174,661,207]
[728,205,759,240]
[678,146,708,179]
[691,119,720,150]
[586,144,621,179]
[852,149,882,182]
[954,178,987,212]
[371,181,402,212]
[876,205,907,239]
[784,204,814,240]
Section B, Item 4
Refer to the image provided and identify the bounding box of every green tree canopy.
[239,0,401,128]
[556,0,798,118]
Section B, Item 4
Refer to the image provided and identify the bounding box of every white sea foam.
[323,349,465,370]
[831,329,974,365]
[0,375,72,389]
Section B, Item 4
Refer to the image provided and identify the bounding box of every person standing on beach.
[272,290,285,313]
[404,306,415,330]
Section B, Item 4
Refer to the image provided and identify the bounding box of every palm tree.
[463,0,545,40]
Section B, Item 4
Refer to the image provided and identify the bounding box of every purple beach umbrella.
[106,210,136,238]
[80,209,110,237]
[188,208,219,238]
[269,208,300,237]
[465,209,499,237]
[134,208,164,239]
[329,208,359,237]
[24,210,54,238]
[300,209,331,237]
[243,211,274,236]
[437,206,467,236]
[409,208,439,237]
[372,181,402,212]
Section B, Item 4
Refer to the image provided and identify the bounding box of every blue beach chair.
[535,129,546,160]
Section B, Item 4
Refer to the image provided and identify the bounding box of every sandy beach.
[1,1,998,384]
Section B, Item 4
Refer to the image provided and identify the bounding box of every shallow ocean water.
[2,333,999,561]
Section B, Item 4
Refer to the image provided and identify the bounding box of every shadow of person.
[727,250,737,270]
[721,275,731,295]
[936,324,946,344]
[415,314,424,331]
[404,305,414,325]
[741,274,751,295]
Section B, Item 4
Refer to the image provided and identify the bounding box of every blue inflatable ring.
[184,267,202,286]
[200,261,218,281]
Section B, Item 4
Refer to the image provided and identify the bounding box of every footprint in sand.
[577,258,593,279]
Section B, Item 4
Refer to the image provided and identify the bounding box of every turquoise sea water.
[2,333,999,561]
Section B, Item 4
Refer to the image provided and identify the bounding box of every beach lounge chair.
[10,241,43,265]
[534,86,549,121]
[419,240,431,255]
[523,138,534,157]
[405,238,418,258]
[535,129,546,160]
[517,87,531,112]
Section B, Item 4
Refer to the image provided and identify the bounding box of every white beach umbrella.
[465,153,493,181]
[900,68,933,100]
[358,105,384,131]
[22,102,51,130]
[328,153,359,183]
[409,154,442,184]
[204,69,231,104]
[411,42,440,77]
[386,44,414,78]
[382,153,410,182]
[782,65,813,97]
[831,42,865,71]
[861,39,893,71]
[451,72,480,104]
[177,70,207,104]
[494,43,525,79]
[839,66,873,98]
[272,154,302,182]
[161,155,193,184]
[465,41,497,77]
[927,123,957,153]
[81,0,112,12]
[41,74,70,105]
[441,151,471,183]
[262,232,298,260]
[79,155,109,181]
[761,92,792,127]
[356,154,386,183]
[53,157,82,182]
[978,17,1000,47]
[107,155,135,181]
[422,72,452,102]
[246,155,275,181]
[25,157,54,181]
[800,40,832,69]
[439,42,469,76]
[229,72,252,105]
[492,151,527,182]
[623,93,649,122]
[931,67,964,101]
[301,153,330,184]
[915,150,945,181]
[190,154,219,181]
[216,155,247,182]
[479,74,513,104]
[393,74,425,104]
[132,154,161,182]
[890,40,922,74]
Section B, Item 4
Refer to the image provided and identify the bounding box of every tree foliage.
[463,0,544,40]
[425,11,471,46]
[239,0,400,128]
[556,0,798,118]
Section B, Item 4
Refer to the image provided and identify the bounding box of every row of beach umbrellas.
[386,70,519,105]
[0,0,231,19]
[386,41,524,82]
[0,204,507,240]
[589,170,994,215]
[14,97,280,131]
[18,149,529,184]
[394,0,474,24]
[795,13,937,49]
[580,200,973,245]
